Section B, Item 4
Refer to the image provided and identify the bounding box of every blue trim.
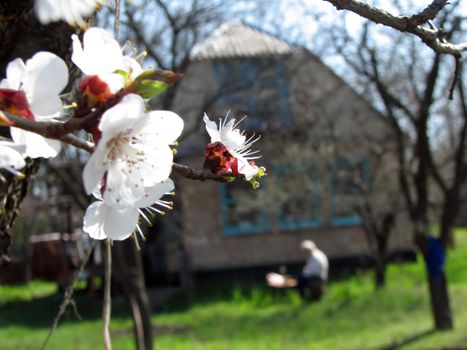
[219,183,270,235]
[328,156,371,227]
[212,57,292,131]
[331,215,362,227]
[275,163,322,231]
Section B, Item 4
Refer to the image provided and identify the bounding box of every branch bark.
[172,162,231,182]
[323,0,466,57]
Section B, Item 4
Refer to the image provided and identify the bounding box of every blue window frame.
[328,156,371,227]
[219,182,270,235]
[212,57,292,132]
[275,163,322,231]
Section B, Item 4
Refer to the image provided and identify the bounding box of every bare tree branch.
[125,6,167,70]
[323,0,466,57]
[408,0,449,26]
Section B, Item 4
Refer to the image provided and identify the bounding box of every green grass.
[0,280,57,303]
[2,232,467,349]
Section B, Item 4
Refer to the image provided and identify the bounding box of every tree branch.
[1,90,125,153]
[172,162,231,182]
[408,0,449,26]
[323,0,466,57]
[3,112,95,153]
[125,5,167,70]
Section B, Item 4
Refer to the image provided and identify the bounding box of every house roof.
[189,21,297,60]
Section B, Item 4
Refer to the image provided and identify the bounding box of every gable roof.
[189,21,297,61]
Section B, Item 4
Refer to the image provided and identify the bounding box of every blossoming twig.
[172,162,232,182]
[2,111,95,153]
[3,109,245,184]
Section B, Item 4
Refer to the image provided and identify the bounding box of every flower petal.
[23,52,68,111]
[1,58,26,90]
[237,156,258,181]
[83,201,138,241]
[28,89,64,119]
[220,119,246,151]
[35,0,102,26]
[83,201,108,240]
[0,142,25,170]
[82,145,107,194]
[135,178,174,208]
[104,206,139,241]
[104,160,144,207]
[135,110,184,145]
[98,93,145,140]
[203,114,221,143]
[72,27,123,77]
[133,145,174,185]
[10,128,60,159]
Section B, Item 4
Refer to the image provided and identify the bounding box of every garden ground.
[2,230,467,349]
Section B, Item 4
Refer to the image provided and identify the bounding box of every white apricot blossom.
[0,141,26,178]
[35,0,104,27]
[0,51,68,158]
[82,93,183,208]
[83,179,175,241]
[72,27,143,92]
[203,113,261,180]
[83,201,139,241]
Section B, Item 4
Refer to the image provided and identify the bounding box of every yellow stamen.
[135,51,147,60]
[63,102,78,109]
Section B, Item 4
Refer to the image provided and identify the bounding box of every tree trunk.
[112,240,154,350]
[416,234,454,330]
[0,159,41,263]
[374,257,386,289]
[427,273,453,330]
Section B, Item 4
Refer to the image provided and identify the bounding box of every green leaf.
[134,80,169,99]
[130,69,183,99]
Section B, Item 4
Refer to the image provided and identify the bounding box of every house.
[153,21,414,279]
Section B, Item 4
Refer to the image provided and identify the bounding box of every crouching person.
[296,240,329,301]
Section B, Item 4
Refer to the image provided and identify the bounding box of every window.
[220,181,270,235]
[212,57,292,132]
[328,157,371,226]
[275,164,321,230]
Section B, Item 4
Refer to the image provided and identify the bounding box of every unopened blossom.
[82,93,183,208]
[83,179,175,241]
[72,27,142,96]
[35,0,104,27]
[203,113,263,181]
[0,51,68,158]
[0,141,26,178]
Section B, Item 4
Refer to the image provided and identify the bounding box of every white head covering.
[301,240,317,252]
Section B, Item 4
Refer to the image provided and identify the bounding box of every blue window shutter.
[219,183,270,235]
[275,162,322,231]
[328,156,371,227]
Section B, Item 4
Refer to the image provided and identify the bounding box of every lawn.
[2,231,467,350]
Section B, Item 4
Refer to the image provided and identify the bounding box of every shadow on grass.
[0,280,292,330]
[377,328,435,350]
[0,290,133,328]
